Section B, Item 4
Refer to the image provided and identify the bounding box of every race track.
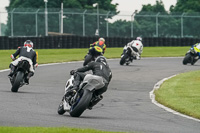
[0,57,200,133]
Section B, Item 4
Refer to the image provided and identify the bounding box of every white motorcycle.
[57,74,105,117]
[120,41,141,65]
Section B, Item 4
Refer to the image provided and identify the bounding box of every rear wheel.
[70,89,92,117]
[11,71,24,92]
[120,54,129,65]
[83,54,93,66]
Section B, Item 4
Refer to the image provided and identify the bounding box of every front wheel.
[70,89,93,117]
[11,71,24,92]
[120,54,129,65]
[183,54,191,65]
[57,99,66,115]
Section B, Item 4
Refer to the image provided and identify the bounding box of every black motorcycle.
[57,74,105,117]
[183,47,199,65]
[9,60,30,92]
[83,46,103,66]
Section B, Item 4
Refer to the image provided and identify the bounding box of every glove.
[70,70,76,75]
[10,55,15,61]
[34,63,38,68]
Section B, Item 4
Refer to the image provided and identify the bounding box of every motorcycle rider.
[66,55,112,108]
[122,36,143,61]
[90,37,106,54]
[191,43,200,57]
[83,38,106,66]
[8,40,38,84]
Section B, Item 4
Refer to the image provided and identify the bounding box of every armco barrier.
[0,36,199,50]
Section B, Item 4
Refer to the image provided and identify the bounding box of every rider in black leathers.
[68,56,112,97]
[8,40,38,84]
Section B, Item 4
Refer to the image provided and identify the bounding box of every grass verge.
[0,127,124,133]
[0,46,189,70]
[154,70,200,119]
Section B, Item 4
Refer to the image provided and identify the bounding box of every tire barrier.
[0,36,199,49]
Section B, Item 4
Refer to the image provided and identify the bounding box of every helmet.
[99,38,105,43]
[24,40,33,48]
[99,41,104,46]
[95,56,107,64]
[136,37,142,41]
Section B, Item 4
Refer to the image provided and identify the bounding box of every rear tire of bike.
[120,54,128,65]
[70,89,92,117]
[183,54,191,65]
[11,71,24,92]
[83,54,92,66]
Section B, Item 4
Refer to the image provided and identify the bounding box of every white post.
[83,10,87,36]
[93,3,99,36]
[97,3,99,36]
[131,12,135,38]
[60,2,63,34]
[0,12,1,36]
[106,11,110,37]
[181,13,185,38]
[35,9,39,37]
[11,8,15,37]
[44,0,48,36]
[156,12,160,37]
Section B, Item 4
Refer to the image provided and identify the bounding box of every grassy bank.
[154,70,200,119]
[0,46,188,70]
[0,127,124,133]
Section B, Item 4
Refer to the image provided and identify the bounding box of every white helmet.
[99,37,105,43]
[24,40,34,48]
[136,37,142,41]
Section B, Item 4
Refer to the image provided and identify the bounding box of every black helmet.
[95,56,107,64]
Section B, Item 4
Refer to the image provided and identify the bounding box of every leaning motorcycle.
[57,74,105,117]
[83,46,103,66]
[9,60,30,92]
[183,47,200,65]
[120,44,139,65]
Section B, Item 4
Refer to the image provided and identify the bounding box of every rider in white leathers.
[123,37,143,60]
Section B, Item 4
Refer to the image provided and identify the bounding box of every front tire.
[11,71,24,92]
[57,99,66,115]
[120,54,128,65]
[183,54,191,65]
[70,89,92,117]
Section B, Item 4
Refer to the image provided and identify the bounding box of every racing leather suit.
[123,40,143,59]
[72,61,112,95]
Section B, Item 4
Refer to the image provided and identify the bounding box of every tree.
[5,0,118,36]
[170,0,200,37]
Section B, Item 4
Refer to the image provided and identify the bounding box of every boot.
[24,72,34,85]
[8,64,16,79]
[88,95,103,110]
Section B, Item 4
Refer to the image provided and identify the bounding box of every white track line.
[150,75,200,122]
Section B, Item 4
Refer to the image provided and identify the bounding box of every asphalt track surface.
[0,57,200,133]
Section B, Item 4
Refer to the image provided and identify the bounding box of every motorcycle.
[9,60,30,92]
[183,47,200,65]
[120,44,140,65]
[57,74,105,117]
[83,46,103,66]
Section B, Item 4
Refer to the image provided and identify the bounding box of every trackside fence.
[0,36,199,49]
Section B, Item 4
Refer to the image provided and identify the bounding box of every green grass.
[0,46,189,70]
[0,127,125,133]
[155,70,200,119]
